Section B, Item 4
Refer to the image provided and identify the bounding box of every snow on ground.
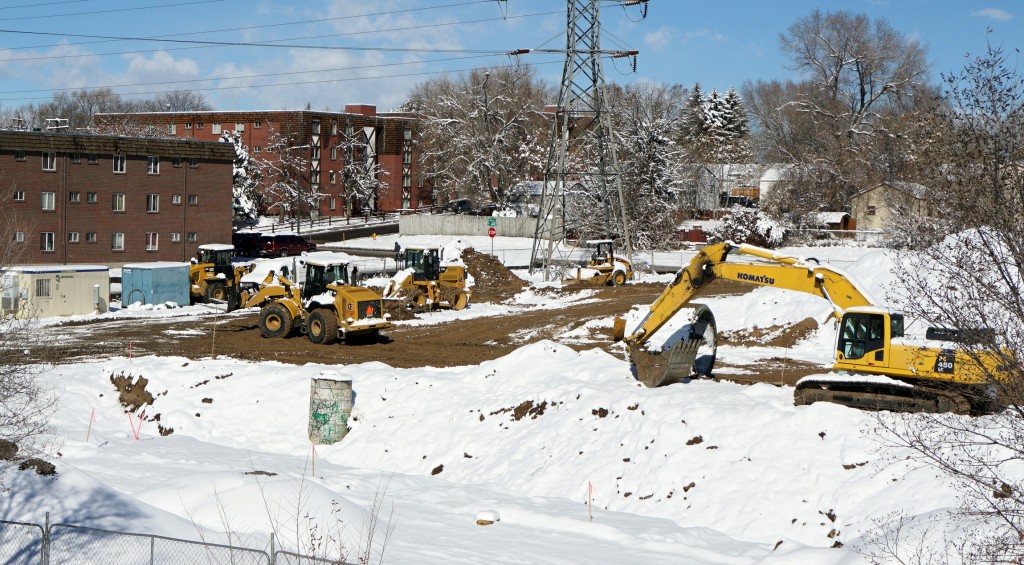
[4,237,995,564]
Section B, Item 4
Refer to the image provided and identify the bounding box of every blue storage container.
[120,262,190,306]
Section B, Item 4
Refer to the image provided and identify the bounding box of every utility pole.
[521,0,647,279]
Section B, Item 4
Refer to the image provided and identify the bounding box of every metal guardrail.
[0,517,355,565]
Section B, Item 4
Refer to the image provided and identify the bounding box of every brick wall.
[1,131,233,266]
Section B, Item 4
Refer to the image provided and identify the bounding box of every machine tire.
[612,271,627,286]
[280,248,289,257]
[259,302,294,339]
[225,289,241,313]
[205,281,226,303]
[307,309,338,345]
[452,291,468,311]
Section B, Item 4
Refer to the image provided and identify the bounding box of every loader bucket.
[612,317,627,342]
[629,304,717,387]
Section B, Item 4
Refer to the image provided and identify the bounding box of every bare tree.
[257,125,320,222]
[336,128,388,219]
[405,63,551,206]
[880,44,1024,563]
[0,177,58,484]
[743,10,931,216]
[144,90,214,113]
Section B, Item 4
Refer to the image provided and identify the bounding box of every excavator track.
[794,375,972,414]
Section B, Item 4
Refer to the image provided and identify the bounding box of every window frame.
[113,192,126,212]
[187,232,198,243]
[188,194,198,205]
[14,150,26,161]
[13,190,25,202]
[146,193,159,213]
[171,194,182,205]
[170,232,181,243]
[68,231,79,243]
[147,156,160,175]
[36,278,51,298]
[86,191,98,204]
[41,192,55,211]
[13,231,25,243]
[111,232,125,251]
[85,232,97,243]
[69,191,80,203]
[113,153,126,174]
[40,232,54,252]
[42,152,56,171]
[211,123,222,134]
[145,232,159,252]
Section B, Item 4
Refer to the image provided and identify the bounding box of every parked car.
[257,234,316,257]
[445,199,472,214]
[472,203,498,216]
[232,231,264,257]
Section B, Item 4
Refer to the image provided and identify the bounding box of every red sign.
[487,227,496,238]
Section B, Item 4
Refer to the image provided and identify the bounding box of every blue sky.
[0,1,1020,113]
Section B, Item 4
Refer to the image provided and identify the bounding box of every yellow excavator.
[613,241,1005,413]
[240,254,391,344]
[383,245,471,311]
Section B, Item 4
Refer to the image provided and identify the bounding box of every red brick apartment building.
[1,130,234,265]
[95,105,431,216]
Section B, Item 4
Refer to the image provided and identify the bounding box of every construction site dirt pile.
[461,248,526,303]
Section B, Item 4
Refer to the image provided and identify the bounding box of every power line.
[5,0,496,50]
[0,10,562,63]
[0,0,88,10]
[0,58,570,103]
[0,0,225,22]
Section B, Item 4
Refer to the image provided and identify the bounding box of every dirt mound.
[462,248,526,303]
[719,317,819,348]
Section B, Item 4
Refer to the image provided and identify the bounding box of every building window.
[13,232,24,243]
[312,121,321,135]
[197,122,204,129]
[147,156,159,175]
[14,150,25,161]
[13,190,24,202]
[331,123,338,136]
[311,145,320,160]
[329,171,336,185]
[88,153,97,164]
[68,232,79,243]
[253,146,262,153]
[113,193,126,212]
[40,232,54,252]
[168,124,176,135]
[211,123,222,134]
[867,205,876,216]
[330,146,337,160]
[42,152,56,171]
[36,278,51,297]
[329,197,336,211]
[112,232,125,251]
[69,191,80,203]
[71,152,81,164]
[146,232,158,251]
[171,194,182,205]
[253,121,262,129]
[185,123,192,130]
[113,153,126,174]
[188,194,198,205]
[188,158,199,168]
[187,232,197,243]
[87,191,97,203]
[172,156,182,167]
[170,232,181,242]
[235,122,245,132]
[146,194,159,213]
[41,192,55,211]
[86,232,97,243]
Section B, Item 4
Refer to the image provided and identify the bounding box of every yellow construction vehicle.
[189,243,253,310]
[613,241,1005,413]
[567,240,633,286]
[383,245,471,311]
[241,254,391,344]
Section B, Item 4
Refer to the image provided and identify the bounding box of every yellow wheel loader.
[189,243,253,311]
[383,245,471,311]
[241,255,391,344]
[567,240,633,286]
[613,241,1009,414]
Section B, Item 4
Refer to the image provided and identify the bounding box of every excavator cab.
[302,262,350,300]
[403,247,441,282]
[196,244,235,280]
[590,240,614,266]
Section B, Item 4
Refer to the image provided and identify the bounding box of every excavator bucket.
[612,317,627,342]
[628,304,718,388]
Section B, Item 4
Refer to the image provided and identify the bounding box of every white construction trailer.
[1,265,110,319]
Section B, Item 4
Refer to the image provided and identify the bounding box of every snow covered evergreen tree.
[336,128,389,218]
[220,130,262,226]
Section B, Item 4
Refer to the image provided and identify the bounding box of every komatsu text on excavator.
[613,241,1005,414]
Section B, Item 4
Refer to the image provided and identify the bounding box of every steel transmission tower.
[528,0,645,278]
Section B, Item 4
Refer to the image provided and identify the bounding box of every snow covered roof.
[122,262,191,269]
[10,265,109,274]
[853,181,928,200]
[806,212,850,226]
[198,243,234,251]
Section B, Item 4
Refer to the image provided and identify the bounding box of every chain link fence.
[0,518,354,565]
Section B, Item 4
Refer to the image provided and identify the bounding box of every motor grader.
[383,245,471,311]
[189,243,253,310]
[241,254,391,344]
[566,240,633,286]
[613,241,1008,414]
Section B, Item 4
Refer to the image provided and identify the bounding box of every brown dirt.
[720,317,820,348]
[27,276,822,386]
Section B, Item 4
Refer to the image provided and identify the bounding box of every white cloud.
[644,27,674,51]
[972,8,1014,21]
